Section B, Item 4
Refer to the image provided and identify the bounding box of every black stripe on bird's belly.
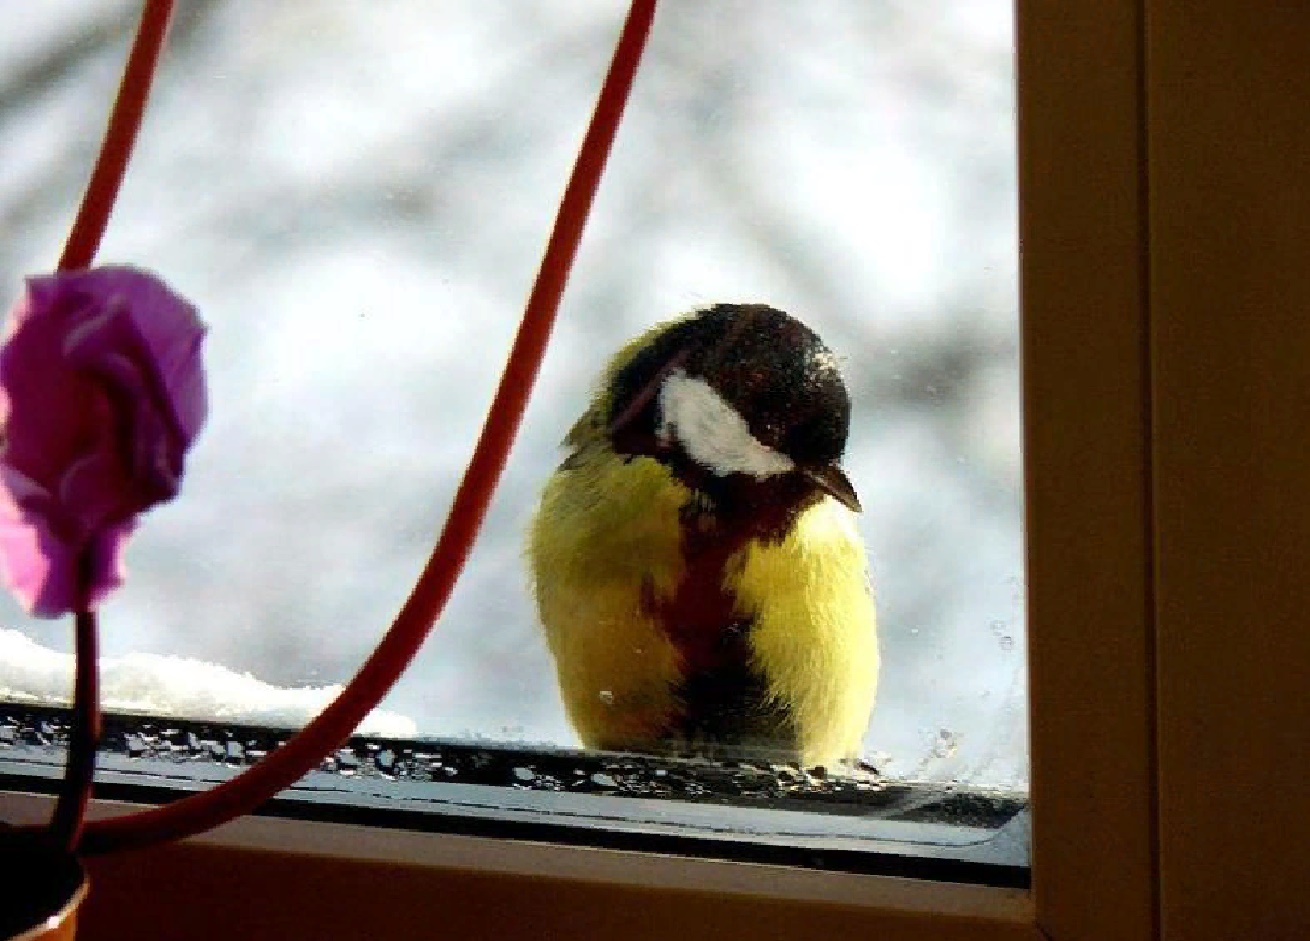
[641,495,814,763]
[675,653,799,763]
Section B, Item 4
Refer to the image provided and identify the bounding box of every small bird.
[528,303,878,769]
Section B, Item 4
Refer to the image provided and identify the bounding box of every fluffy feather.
[528,307,878,767]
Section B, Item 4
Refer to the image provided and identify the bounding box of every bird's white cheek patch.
[658,369,794,478]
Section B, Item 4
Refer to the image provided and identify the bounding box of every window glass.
[0,0,1023,809]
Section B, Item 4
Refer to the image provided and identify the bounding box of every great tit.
[528,303,878,768]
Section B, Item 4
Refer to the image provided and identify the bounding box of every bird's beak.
[803,464,862,513]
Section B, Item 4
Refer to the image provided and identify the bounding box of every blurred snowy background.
[0,1,1024,788]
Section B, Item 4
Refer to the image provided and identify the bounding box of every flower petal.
[65,311,184,510]
[85,518,135,611]
[0,265,207,615]
[0,465,79,617]
[0,283,100,487]
[58,266,208,445]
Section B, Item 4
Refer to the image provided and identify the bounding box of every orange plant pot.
[0,830,89,941]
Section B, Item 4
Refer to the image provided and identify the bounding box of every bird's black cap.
[609,303,852,472]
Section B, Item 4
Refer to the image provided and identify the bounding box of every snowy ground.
[0,630,414,737]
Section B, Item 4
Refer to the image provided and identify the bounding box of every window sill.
[0,704,1036,938]
[0,704,1028,885]
[2,789,1035,940]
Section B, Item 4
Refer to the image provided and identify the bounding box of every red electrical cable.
[59,0,175,273]
[80,0,659,856]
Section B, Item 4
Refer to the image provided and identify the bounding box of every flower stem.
[48,608,101,852]
[43,0,174,857]
[58,0,175,272]
[80,0,659,856]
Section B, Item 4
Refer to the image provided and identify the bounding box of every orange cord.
[59,0,175,272]
[80,0,659,856]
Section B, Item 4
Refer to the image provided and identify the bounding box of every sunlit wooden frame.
[0,2,1141,938]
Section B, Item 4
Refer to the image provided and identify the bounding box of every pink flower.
[0,266,207,617]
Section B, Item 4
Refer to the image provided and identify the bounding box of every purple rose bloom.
[0,266,207,617]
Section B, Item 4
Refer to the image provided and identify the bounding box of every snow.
[0,630,415,738]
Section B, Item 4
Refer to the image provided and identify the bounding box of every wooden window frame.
[5,0,1308,936]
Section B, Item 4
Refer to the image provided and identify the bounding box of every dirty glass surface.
[0,1,1024,874]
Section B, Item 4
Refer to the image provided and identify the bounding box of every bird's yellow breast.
[528,446,878,768]
[528,446,689,749]
[726,499,879,767]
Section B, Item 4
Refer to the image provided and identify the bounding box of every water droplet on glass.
[932,729,961,759]
[998,635,1015,652]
